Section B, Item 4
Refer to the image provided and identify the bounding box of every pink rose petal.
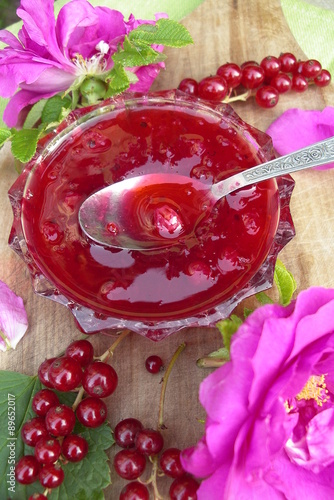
[0,280,28,351]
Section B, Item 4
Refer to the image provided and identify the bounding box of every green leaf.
[23,100,47,130]
[255,291,275,306]
[113,37,166,68]
[281,0,334,77]
[207,347,230,361]
[274,259,297,306]
[41,94,72,125]
[0,370,114,500]
[216,314,243,353]
[10,128,41,163]
[129,18,193,48]
[0,127,12,147]
[105,64,130,97]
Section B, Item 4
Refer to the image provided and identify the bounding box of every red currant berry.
[260,56,281,78]
[159,448,185,478]
[314,69,331,87]
[76,396,107,428]
[270,72,292,93]
[198,75,229,101]
[178,78,198,96]
[62,434,89,462]
[48,356,83,392]
[120,481,150,500]
[114,449,146,480]
[29,494,48,500]
[32,389,59,417]
[38,358,57,388]
[135,428,164,456]
[34,437,61,465]
[21,417,49,447]
[39,463,64,488]
[302,59,322,79]
[241,64,265,89]
[293,61,305,75]
[145,355,163,374]
[216,63,242,89]
[291,74,308,92]
[45,404,76,436]
[279,52,297,73]
[255,86,279,108]
[15,455,40,484]
[82,361,118,398]
[240,60,259,69]
[114,418,144,448]
[65,339,94,367]
[169,475,200,500]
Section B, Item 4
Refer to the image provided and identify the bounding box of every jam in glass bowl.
[8,90,295,341]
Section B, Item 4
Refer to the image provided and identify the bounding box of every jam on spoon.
[79,136,334,251]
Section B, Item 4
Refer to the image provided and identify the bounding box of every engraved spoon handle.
[211,136,334,199]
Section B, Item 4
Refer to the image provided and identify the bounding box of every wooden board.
[1,0,334,497]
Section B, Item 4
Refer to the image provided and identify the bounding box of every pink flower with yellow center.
[182,287,334,499]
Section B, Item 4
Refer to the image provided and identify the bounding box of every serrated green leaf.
[216,314,243,353]
[0,370,114,500]
[113,36,166,68]
[0,128,12,147]
[274,259,297,306]
[10,128,41,163]
[129,18,193,48]
[41,94,72,125]
[105,64,130,97]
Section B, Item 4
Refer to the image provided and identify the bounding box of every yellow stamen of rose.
[72,42,109,76]
[296,374,329,407]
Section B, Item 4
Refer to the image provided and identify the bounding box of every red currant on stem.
[255,86,279,108]
[270,73,291,93]
[291,74,308,92]
[178,78,198,96]
[45,404,76,436]
[278,52,297,73]
[82,361,118,398]
[119,481,150,500]
[76,396,107,427]
[65,338,94,367]
[15,455,40,484]
[169,474,200,500]
[114,449,146,480]
[114,418,144,448]
[135,428,164,456]
[198,75,229,101]
[38,357,57,388]
[159,447,185,478]
[34,436,62,464]
[48,356,83,392]
[260,55,281,78]
[62,434,89,462]
[216,62,242,89]
[29,494,48,500]
[302,59,322,79]
[32,388,59,416]
[314,69,331,87]
[241,64,265,89]
[21,417,49,446]
[39,463,65,488]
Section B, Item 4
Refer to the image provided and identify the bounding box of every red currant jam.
[19,96,283,329]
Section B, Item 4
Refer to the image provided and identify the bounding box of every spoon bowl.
[79,136,334,250]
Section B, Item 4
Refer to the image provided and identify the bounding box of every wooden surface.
[1,0,334,498]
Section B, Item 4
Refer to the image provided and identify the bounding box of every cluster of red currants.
[113,417,199,500]
[178,53,331,108]
[15,339,118,499]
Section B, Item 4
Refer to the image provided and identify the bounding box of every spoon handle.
[211,136,334,199]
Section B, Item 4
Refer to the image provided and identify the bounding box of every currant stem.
[196,356,227,368]
[223,89,252,103]
[97,329,131,362]
[158,342,186,430]
[72,385,85,411]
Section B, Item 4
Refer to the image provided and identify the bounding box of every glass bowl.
[8,90,295,341]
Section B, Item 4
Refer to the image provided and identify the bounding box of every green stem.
[196,356,227,368]
[97,329,131,362]
[158,342,186,430]
[223,89,252,103]
[72,386,85,411]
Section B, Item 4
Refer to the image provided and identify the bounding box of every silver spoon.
[78,136,334,250]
